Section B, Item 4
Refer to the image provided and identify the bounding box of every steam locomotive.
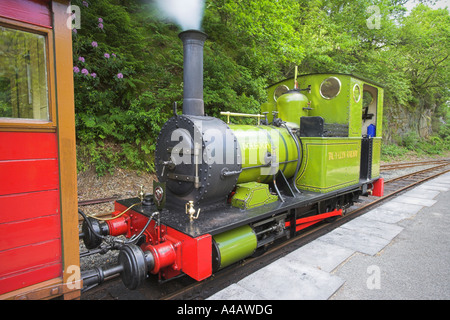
[80,29,385,291]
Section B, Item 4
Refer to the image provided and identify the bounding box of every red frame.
[0,0,52,29]
[113,202,212,282]
[110,203,349,283]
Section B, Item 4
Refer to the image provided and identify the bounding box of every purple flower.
[82,1,89,7]
[73,66,80,73]
[78,56,85,63]
[72,28,77,34]
[104,53,110,59]
[98,23,104,30]
[117,73,124,79]
[91,41,98,48]
[91,73,97,78]
[81,68,89,76]
[98,18,103,23]
[111,53,117,58]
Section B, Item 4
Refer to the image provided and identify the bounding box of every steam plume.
[153,0,205,31]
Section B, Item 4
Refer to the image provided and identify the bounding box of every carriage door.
[360,85,378,180]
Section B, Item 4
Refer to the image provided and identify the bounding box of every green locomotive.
[81,30,385,290]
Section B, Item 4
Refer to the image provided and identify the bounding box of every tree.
[399,4,449,107]
[71,0,450,173]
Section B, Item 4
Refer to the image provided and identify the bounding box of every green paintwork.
[229,124,298,184]
[375,89,384,138]
[260,102,276,124]
[276,91,309,128]
[212,225,257,270]
[264,73,384,139]
[295,137,361,193]
[263,73,384,193]
[231,181,278,209]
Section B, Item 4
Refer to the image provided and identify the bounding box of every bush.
[71,0,272,174]
[72,0,171,175]
[402,131,420,150]
[381,143,408,161]
[398,125,450,157]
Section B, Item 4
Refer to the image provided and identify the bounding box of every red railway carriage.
[0,0,80,299]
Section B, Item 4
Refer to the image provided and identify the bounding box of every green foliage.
[382,124,450,161]
[381,143,408,161]
[72,0,450,175]
[399,124,450,156]
[402,131,421,150]
[76,141,121,176]
[72,0,172,174]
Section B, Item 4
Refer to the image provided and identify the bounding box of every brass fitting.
[185,200,201,222]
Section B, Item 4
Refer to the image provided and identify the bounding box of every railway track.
[380,159,449,171]
[80,159,450,300]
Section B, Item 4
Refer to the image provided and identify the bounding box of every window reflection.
[0,26,49,120]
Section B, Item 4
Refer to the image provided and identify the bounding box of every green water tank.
[276,90,309,128]
[212,225,257,271]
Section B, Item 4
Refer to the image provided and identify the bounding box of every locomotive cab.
[263,73,384,192]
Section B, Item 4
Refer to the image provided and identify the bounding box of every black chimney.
[178,29,208,116]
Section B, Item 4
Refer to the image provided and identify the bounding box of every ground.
[77,167,155,218]
[380,150,450,165]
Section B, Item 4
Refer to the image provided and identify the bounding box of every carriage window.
[0,26,49,120]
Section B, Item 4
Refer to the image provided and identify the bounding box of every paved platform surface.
[207,173,450,300]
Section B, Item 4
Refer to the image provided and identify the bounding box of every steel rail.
[380,159,449,171]
[78,196,118,206]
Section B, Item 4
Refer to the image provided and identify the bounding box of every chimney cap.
[178,29,208,41]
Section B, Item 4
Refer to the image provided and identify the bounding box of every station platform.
[207,172,450,300]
